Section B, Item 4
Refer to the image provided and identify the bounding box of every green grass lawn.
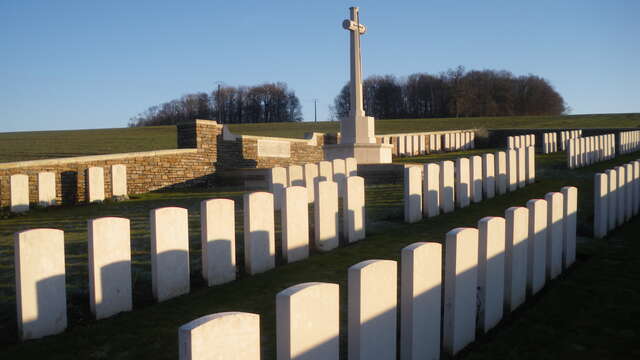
[2,113,639,163]
[1,149,639,359]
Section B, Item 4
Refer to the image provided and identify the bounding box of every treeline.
[129,82,303,127]
[332,67,567,120]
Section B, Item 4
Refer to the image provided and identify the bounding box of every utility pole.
[314,99,318,123]
[217,83,222,123]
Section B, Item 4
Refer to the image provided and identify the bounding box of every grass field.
[1,148,639,359]
[1,113,639,163]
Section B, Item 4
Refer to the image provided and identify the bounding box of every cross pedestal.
[324,7,392,164]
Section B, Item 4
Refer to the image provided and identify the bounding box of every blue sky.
[1,1,638,132]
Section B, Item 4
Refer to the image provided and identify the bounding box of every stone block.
[111,164,128,198]
[443,228,478,356]
[314,180,339,252]
[282,186,309,263]
[277,283,339,360]
[151,207,190,302]
[304,163,318,203]
[562,186,578,268]
[470,155,483,203]
[10,174,29,212]
[243,192,276,274]
[455,157,471,208]
[179,312,260,360]
[86,167,105,203]
[545,192,564,279]
[482,153,495,199]
[404,166,423,223]
[400,243,441,360]
[15,228,67,340]
[422,163,440,218]
[526,199,547,295]
[477,217,505,332]
[348,260,397,360]
[269,166,287,211]
[344,176,366,243]
[506,150,518,192]
[37,172,56,206]
[201,199,236,286]
[494,151,507,195]
[504,207,528,312]
[594,174,608,239]
[440,160,455,213]
[88,217,132,319]
[287,165,304,187]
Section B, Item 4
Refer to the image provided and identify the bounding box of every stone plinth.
[324,143,393,165]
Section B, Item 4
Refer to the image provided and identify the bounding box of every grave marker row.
[178,186,578,360]
[506,134,535,150]
[593,160,640,238]
[559,129,581,151]
[618,130,640,155]
[567,134,616,169]
[381,131,475,157]
[7,164,128,212]
[404,148,536,223]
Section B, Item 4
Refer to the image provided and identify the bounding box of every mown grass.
[1,149,640,359]
[2,113,639,162]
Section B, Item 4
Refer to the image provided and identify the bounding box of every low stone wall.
[0,120,220,207]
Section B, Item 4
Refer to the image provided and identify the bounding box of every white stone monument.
[324,7,392,164]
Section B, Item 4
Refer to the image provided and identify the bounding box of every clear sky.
[1,1,638,132]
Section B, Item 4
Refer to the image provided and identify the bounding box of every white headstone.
[86,166,105,203]
[332,159,347,197]
[562,186,578,268]
[526,146,536,184]
[625,163,634,221]
[504,207,528,312]
[314,180,339,251]
[287,165,304,187]
[344,176,366,243]
[440,160,455,213]
[348,260,397,360]
[455,157,471,208]
[495,151,507,195]
[506,150,518,192]
[282,186,310,263]
[201,199,236,286]
[516,147,526,188]
[477,217,505,332]
[304,163,319,203]
[37,172,56,206]
[545,192,564,279]
[277,283,339,360]
[318,160,333,183]
[151,207,190,301]
[422,163,440,218]
[633,161,640,216]
[400,242,441,360]
[88,217,132,319]
[616,166,626,226]
[10,174,29,212]
[507,136,514,149]
[443,228,478,356]
[594,174,608,239]
[606,169,617,232]
[470,155,483,203]
[346,157,358,177]
[111,164,128,198]
[482,153,496,199]
[404,166,423,223]
[269,166,287,211]
[526,199,547,295]
[179,312,260,360]
[243,192,276,274]
[15,228,67,340]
